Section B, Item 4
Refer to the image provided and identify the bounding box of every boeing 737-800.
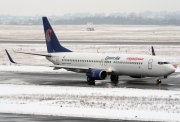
[5,17,176,85]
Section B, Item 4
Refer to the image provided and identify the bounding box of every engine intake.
[87,69,107,80]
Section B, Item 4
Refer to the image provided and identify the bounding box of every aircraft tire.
[110,75,119,85]
[156,79,161,85]
[87,77,95,85]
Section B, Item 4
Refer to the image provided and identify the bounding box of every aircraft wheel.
[115,75,119,81]
[156,79,161,85]
[87,77,95,85]
[110,75,115,81]
[110,75,119,85]
[91,80,95,85]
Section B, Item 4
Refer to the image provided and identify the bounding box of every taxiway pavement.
[0,113,132,122]
[0,71,180,90]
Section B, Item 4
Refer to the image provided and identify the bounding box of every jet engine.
[87,69,107,80]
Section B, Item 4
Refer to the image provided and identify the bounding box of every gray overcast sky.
[0,0,180,16]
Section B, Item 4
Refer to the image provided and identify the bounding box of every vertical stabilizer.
[42,17,72,53]
[151,46,155,56]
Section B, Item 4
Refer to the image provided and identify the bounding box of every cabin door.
[148,59,153,70]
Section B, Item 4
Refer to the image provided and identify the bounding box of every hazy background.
[0,0,180,16]
[0,0,180,25]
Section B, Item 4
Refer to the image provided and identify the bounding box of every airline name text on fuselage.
[127,57,144,61]
[105,56,120,60]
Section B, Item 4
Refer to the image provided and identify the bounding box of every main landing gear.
[87,77,95,85]
[110,75,119,86]
[86,75,119,86]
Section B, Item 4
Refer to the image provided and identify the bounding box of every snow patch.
[0,84,180,121]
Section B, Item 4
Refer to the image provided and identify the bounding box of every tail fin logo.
[45,29,52,42]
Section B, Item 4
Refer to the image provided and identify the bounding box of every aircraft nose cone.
[168,66,176,74]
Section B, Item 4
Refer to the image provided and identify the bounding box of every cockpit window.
[164,62,170,64]
[158,62,170,65]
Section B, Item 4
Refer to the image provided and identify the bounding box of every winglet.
[151,46,155,56]
[5,49,17,63]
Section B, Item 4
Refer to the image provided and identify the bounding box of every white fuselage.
[47,52,175,78]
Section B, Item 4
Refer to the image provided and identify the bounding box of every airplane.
[5,17,176,86]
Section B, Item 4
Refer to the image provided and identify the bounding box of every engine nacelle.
[87,69,107,80]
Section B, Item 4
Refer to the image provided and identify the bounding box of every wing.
[5,49,113,73]
[49,65,113,73]
[15,51,51,57]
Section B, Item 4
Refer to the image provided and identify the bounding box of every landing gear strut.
[110,75,119,85]
[87,77,95,85]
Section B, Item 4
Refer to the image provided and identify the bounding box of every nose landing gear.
[156,78,162,85]
[156,76,167,85]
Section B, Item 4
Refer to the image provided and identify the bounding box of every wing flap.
[49,65,113,73]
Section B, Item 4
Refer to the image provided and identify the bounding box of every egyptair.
[5,17,176,85]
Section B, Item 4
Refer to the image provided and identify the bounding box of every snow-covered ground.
[1,25,180,121]
[0,44,180,121]
[1,25,180,41]
[0,61,180,122]
[0,84,180,121]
